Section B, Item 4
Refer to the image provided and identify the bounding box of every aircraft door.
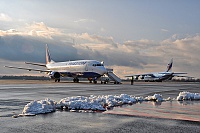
[85,64,88,71]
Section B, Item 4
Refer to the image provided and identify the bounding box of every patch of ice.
[176,91,200,101]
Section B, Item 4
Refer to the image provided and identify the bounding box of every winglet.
[46,44,51,64]
[166,58,173,72]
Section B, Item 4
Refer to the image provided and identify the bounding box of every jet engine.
[141,75,145,79]
[49,71,61,79]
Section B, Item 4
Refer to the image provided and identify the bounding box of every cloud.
[0,29,19,36]
[26,22,62,39]
[0,22,78,64]
[74,33,200,78]
[0,22,62,39]
[123,39,158,54]
[100,28,106,32]
[160,34,200,64]
[0,13,12,22]
[0,36,78,63]
[74,18,95,23]
[161,29,169,32]
[68,33,118,47]
[72,35,149,68]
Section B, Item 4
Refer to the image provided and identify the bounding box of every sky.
[0,0,200,79]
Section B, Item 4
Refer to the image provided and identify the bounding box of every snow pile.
[21,98,56,116]
[19,94,165,116]
[144,94,163,102]
[176,91,200,101]
[57,94,138,111]
[57,95,106,111]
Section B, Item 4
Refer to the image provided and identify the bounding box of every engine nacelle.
[49,71,61,79]
[141,75,145,79]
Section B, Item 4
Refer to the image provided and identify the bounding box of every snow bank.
[20,94,164,116]
[57,95,106,111]
[56,94,164,111]
[57,94,138,111]
[176,91,200,101]
[21,98,56,116]
[19,91,200,116]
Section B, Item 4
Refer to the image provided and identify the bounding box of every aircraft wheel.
[55,79,57,82]
[58,79,60,82]
[93,80,97,84]
[73,78,79,83]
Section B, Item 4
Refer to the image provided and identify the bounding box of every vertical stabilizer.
[46,44,51,64]
[166,58,173,72]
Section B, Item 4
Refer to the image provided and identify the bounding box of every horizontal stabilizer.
[173,72,187,74]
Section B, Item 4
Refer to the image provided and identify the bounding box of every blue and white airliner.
[5,44,107,83]
[126,58,187,82]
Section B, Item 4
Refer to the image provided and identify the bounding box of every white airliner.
[5,44,107,83]
[126,59,187,82]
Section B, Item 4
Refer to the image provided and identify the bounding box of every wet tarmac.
[0,80,200,133]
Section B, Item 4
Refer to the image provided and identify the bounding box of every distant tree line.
[123,78,200,82]
[0,75,49,80]
[171,78,200,82]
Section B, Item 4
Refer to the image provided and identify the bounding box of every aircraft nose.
[101,67,107,75]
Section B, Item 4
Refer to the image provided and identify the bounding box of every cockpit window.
[92,64,104,67]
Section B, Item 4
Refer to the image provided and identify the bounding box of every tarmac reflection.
[104,101,200,122]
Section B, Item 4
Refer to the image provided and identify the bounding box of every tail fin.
[46,44,51,64]
[166,58,173,72]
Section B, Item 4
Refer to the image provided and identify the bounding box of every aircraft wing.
[125,73,156,80]
[173,74,195,78]
[25,62,46,67]
[125,73,155,77]
[173,72,187,75]
[158,72,187,75]
[4,66,51,73]
[125,74,140,77]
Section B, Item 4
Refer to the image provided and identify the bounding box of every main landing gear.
[89,80,97,84]
[93,80,97,84]
[73,78,79,83]
[88,78,97,84]
[55,79,60,82]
